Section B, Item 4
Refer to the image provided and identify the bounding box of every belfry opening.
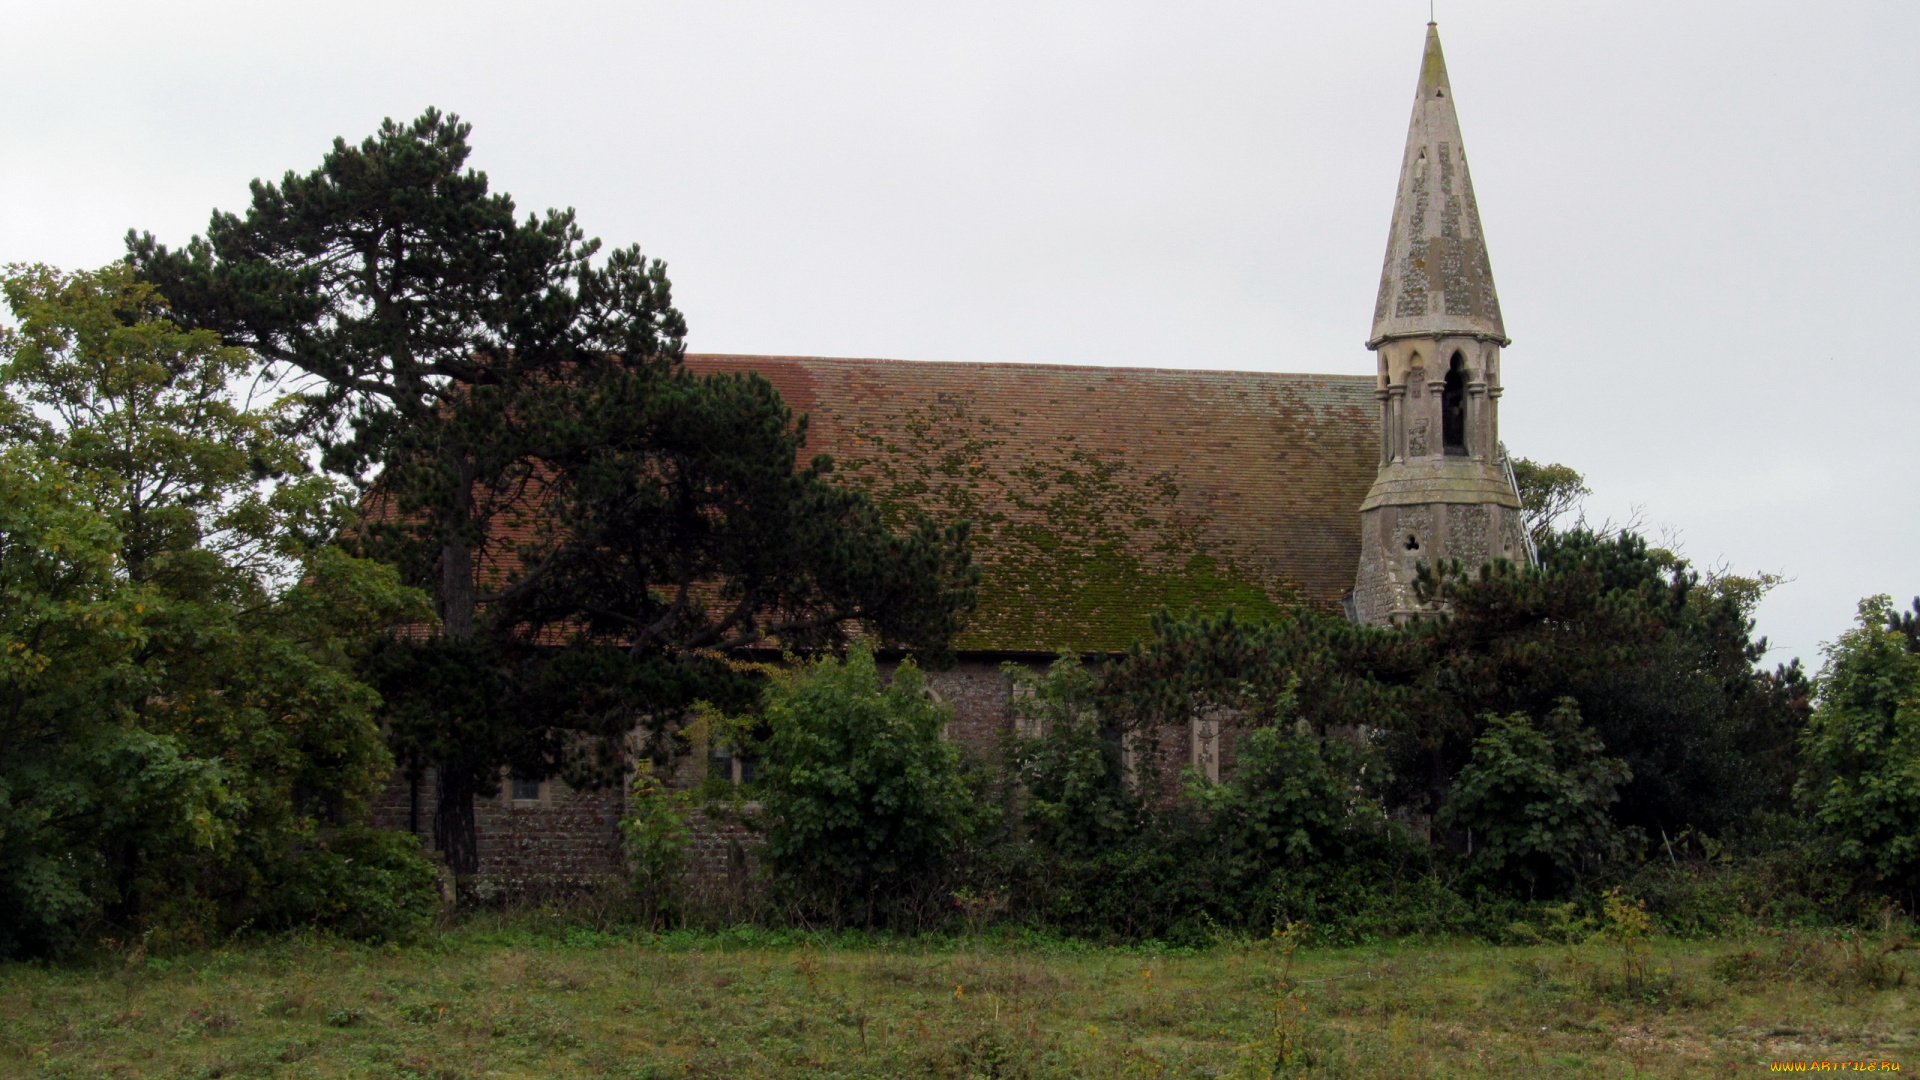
[1441,352,1466,455]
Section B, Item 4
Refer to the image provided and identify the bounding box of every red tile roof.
[683,355,1379,653]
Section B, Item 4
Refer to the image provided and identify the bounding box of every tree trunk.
[433,765,480,877]
[440,530,475,638]
[439,459,476,639]
[434,451,480,876]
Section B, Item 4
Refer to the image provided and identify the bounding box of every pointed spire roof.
[1369,24,1506,346]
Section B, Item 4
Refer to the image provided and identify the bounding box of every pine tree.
[132,110,976,877]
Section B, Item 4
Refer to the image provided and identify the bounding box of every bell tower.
[1352,23,1527,626]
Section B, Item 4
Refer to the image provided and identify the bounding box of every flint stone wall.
[369,658,1039,884]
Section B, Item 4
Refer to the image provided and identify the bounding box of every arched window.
[1442,352,1467,455]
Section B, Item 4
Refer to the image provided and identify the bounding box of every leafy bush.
[620,763,690,927]
[1440,699,1631,893]
[0,264,430,956]
[1005,656,1138,855]
[250,827,440,942]
[1201,716,1392,872]
[1796,596,1920,891]
[758,644,977,924]
[0,448,241,957]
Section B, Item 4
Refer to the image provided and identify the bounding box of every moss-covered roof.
[685,355,1378,654]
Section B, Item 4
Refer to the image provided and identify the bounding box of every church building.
[374,24,1529,881]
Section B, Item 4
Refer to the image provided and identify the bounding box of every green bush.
[1440,699,1631,894]
[1201,717,1392,872]
[1796,596,1920,891]
[251,827,440,942]
[0,265,431,956]
[620,763,690,927]
[1005,656,1138,855]
[758,644,977,925]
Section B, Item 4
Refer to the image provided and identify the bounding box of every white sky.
[4,0,1914,667]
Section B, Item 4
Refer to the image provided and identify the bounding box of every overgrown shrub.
[995,656,1457,943]
[620,763,691,927]
[1005,656,1138,855]
[0,264,431,957]
[1200,716,1392,873]
[1796,596,1920,893]
[1440,699,1631,893]
[250,827,440,942]
[758,644,979,925]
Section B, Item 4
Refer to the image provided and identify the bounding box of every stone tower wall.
[1355,499,1526,625]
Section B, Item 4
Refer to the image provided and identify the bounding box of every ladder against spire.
[1352,24,1527,627]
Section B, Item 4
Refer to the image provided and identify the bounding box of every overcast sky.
[4,0,1914,665]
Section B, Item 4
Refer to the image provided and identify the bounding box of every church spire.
[1350,24,1525,627]
[1369,23,1505,347]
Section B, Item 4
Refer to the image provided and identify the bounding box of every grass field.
[2,921,1914,1079]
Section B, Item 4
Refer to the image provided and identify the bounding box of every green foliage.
[1509,457,1590,544]
[1384,530,1802,841]
[1440,701,1631,892]
[1201,716,1393,873]
[0,450,233,954]
[758,644,976,923]
[994,651,1440,942]
[1796,596,1920,890]
[0,262,346,584]
[620,764,691,927]
[133,113,975,872]
[1005,656,1138,854]
[0,263,434,956]
[250,826,440,941]
[1079,525,1802,906]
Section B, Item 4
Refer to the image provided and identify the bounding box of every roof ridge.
[685,353,1369,382]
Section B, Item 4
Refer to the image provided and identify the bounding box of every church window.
[1190,713,1222,783]
[1442,352,1467,455]
[709,743,761,787]
[1404,534,1420,551]
[510,773,542,802]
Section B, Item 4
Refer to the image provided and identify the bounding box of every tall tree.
[0,263,433,953]
[128,108,683,638]
[131,111,976,876]
[128,110,685,874]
